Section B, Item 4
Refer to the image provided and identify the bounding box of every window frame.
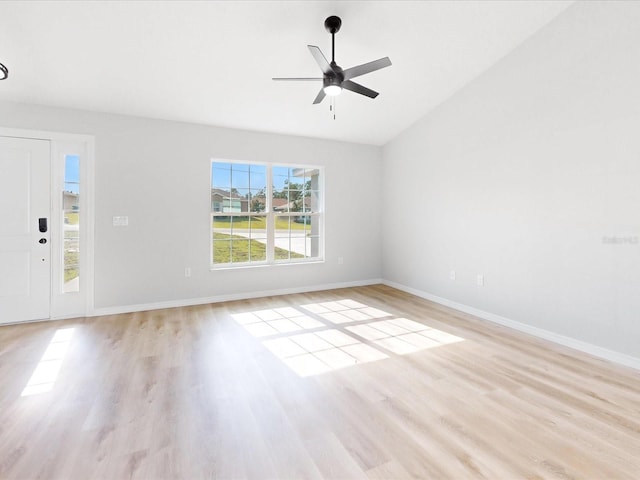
[210,160,324,269]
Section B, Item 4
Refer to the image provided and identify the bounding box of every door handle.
[39,238,47,244]
[39,217,48,233]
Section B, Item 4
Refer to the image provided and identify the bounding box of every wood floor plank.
[1,285,639,479]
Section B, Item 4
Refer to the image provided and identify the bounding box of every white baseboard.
[383,279,640,372]
[90,278,383,317]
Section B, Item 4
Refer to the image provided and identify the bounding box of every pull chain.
[329,97,336,120]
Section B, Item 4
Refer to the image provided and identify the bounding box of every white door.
[0,137,51,324]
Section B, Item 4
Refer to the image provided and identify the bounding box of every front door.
[0,136,51,324]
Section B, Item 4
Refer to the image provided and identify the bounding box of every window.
[211,161,323,267]
[63,154,80,292]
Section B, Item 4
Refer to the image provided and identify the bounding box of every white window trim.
[210,159,324,269]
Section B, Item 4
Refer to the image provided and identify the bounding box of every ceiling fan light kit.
[273,15,391,109]
[0,62,8,80]
[324,84,342,96]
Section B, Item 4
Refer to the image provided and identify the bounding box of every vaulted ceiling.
[0,1,573,145]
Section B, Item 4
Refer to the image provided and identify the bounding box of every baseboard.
[382,279,640,372]
[90,278,383,317]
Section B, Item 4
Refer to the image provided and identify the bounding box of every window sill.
[210,259,324,271]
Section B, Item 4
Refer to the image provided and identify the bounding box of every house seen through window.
[211,161,323,267]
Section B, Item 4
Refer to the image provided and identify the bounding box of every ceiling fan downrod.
[324,15,341,65]
[332,32,335,64]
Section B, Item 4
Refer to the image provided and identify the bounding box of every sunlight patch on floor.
[21,328,75,396]
[301,300,391,325]
[347,318,464,355]
[263,329,389,377]
[231,299,464,377]
[232,308,323,337]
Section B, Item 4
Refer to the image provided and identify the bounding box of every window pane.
[249,190,266,213]
[212,188,242,213]
[213,236,231,264]
[232,163,250,173]
[308,235,321,258]
[272,166,289,207]
[274,246,291,260]
[231,239,250,263]
[288,190,304,212]
[231,168,249,190]
[211,190,223,212]
[212,214,231,232]
[275,215,291,260]
[63,154,80,293]
[250,249,267,262]
[273,166,290,185]
[275,215,291,234]
[249,165,266,191]
[212,163,231,190]
[235,189,250,212]
[275,215,308,261]
[248,220,267,261]
[308,190,320,213]
[249,216,267,241]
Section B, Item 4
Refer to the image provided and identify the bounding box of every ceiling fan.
[273,15,392,104]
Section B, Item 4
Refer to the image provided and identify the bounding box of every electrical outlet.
[185,267,191,277]
[450,270,456,280]
[477,274,484,287]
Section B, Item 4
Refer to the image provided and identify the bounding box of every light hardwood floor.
[1,285,639,479]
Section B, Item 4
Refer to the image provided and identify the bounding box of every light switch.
[113,216,129,227]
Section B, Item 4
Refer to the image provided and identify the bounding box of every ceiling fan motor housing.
[324,16,342,34]
[324,63,344,90]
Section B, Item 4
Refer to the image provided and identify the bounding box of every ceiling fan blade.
[272,77,323,81]
[343,57,392,81]
[312,88,326,104]
[342,80,379,99]
[308,45,334,76]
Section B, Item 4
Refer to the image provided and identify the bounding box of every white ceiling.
[0,1,573,146]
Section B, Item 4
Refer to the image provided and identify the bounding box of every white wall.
[382,1,640,360]
[0,102,382,310]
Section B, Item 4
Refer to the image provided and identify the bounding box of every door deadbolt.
[39,238,47,244]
